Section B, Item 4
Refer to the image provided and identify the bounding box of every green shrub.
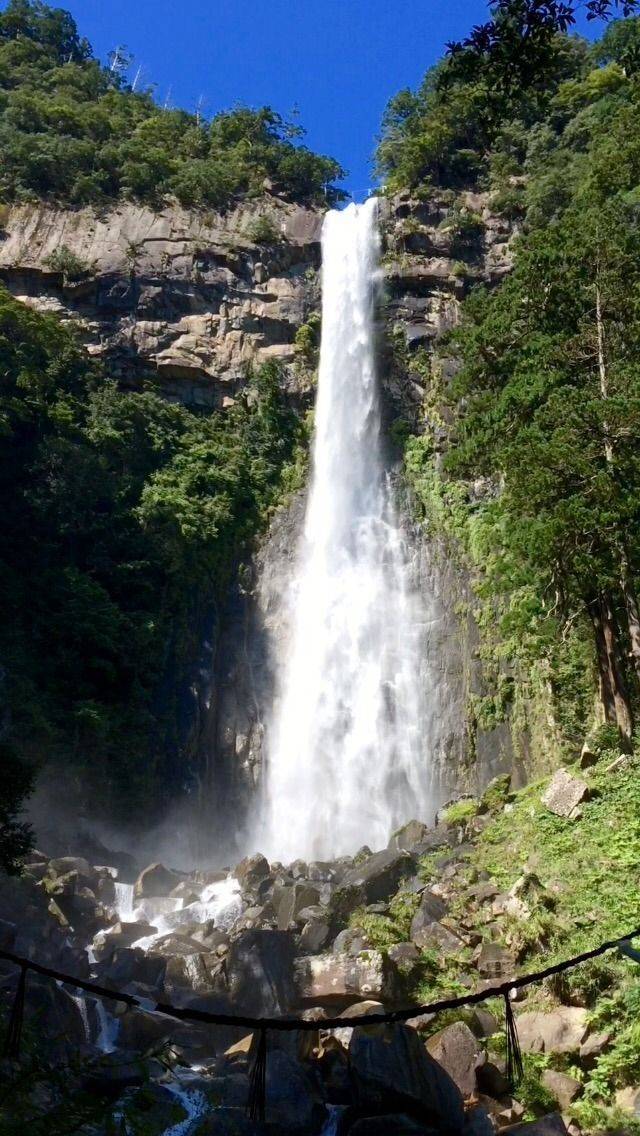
[43,244,91,281]
[245,214,281,245]
[294,313,321,363]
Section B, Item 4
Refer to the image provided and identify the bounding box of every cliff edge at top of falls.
[0,193,323,407]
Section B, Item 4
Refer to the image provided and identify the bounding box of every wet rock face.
[0,198,322,408]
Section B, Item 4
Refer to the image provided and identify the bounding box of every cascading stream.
[260,198,433,862]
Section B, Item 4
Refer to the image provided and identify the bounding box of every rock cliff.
[0,194,322,407]
[0,187,526,843]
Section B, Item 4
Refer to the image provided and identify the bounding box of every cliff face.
[0,195,322,407]
[0,189,528,843]
[382,188,531,796]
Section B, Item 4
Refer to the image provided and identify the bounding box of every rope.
[504,991,524,1090]
[1,923,639,1033]
[247,1026,268,1122]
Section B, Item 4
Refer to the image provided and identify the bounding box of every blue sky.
[53,1,603,200]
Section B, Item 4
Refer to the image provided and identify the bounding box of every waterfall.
[260,198,433,862]
[114,881,135,920]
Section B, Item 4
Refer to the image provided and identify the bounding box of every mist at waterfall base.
[257,198,436,864]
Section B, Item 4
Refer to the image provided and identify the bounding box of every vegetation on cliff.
[381,17,640,753]
[0,0,345,209]
[0,286,302,860]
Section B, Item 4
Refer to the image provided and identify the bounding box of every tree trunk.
[595,277,614,464]
[620,542,640,683]
[587,592,633,739]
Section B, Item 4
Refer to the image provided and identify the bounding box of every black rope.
[247,1025,268,1122]
[1,923,639,1036]
[504,991,524,1090]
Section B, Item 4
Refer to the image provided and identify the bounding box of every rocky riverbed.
[2,765,624,1136]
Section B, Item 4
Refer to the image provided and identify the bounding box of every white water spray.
[260,199,432,862]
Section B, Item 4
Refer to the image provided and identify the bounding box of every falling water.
[114,881,135,920]
[260,198,432,862]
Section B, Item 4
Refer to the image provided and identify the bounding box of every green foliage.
[474,754,640,956]
[0,285,301,832]
[376,37,588,193]
[43,243,90,281]
[245,214,280,245]
[399,24,640,751]
[446,0,637,95]
[0,1,345,210]
[294,313,322,364]
[441,798,478,825]
[348,889,420,951]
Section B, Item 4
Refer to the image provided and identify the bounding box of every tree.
[446,0,640,92]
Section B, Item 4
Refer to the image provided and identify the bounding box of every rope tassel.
[247,1025,268,1122]
[504,991,524,1090]
[5,962,27,1060]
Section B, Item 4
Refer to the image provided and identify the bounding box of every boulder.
[164,952,212,993]
[413,922,466,954]
[605,754,629,774]
[410,891,448,941]
[24,975,89,1058]
[82,1051,147,1096]
[234,854,271,891]
[541,1069,582,1109]
[261,1049,327,1134]
[307,861,337,882]
[134,862,182,899]
[516,1008,588,1054]
[117,1007,174,1049]
[91,921,158,961]
[579,741,598,770]
[349,1023,465,1134]
[149,933,208,956]
[325,880,367,925]
[333,928,369,956]
[470,1008,499,1039]
[616,1085,640,1115]
[541,770,589,818]
[388,942,420,968]
[294,951,397,1007]
[274,882,320,930]
[226,929,296,1016]
[501,1115,569,1135]
[474,940,513,979]
[341,849,413,904]
[426,1021,485,1098]
[476,1058,511,1097]
[101,947,166,989]
[578,1029,610,1065]
[327,999,386,1051]
[48,856,98,886]
[300,918,331,953]
[388,820,430,854]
